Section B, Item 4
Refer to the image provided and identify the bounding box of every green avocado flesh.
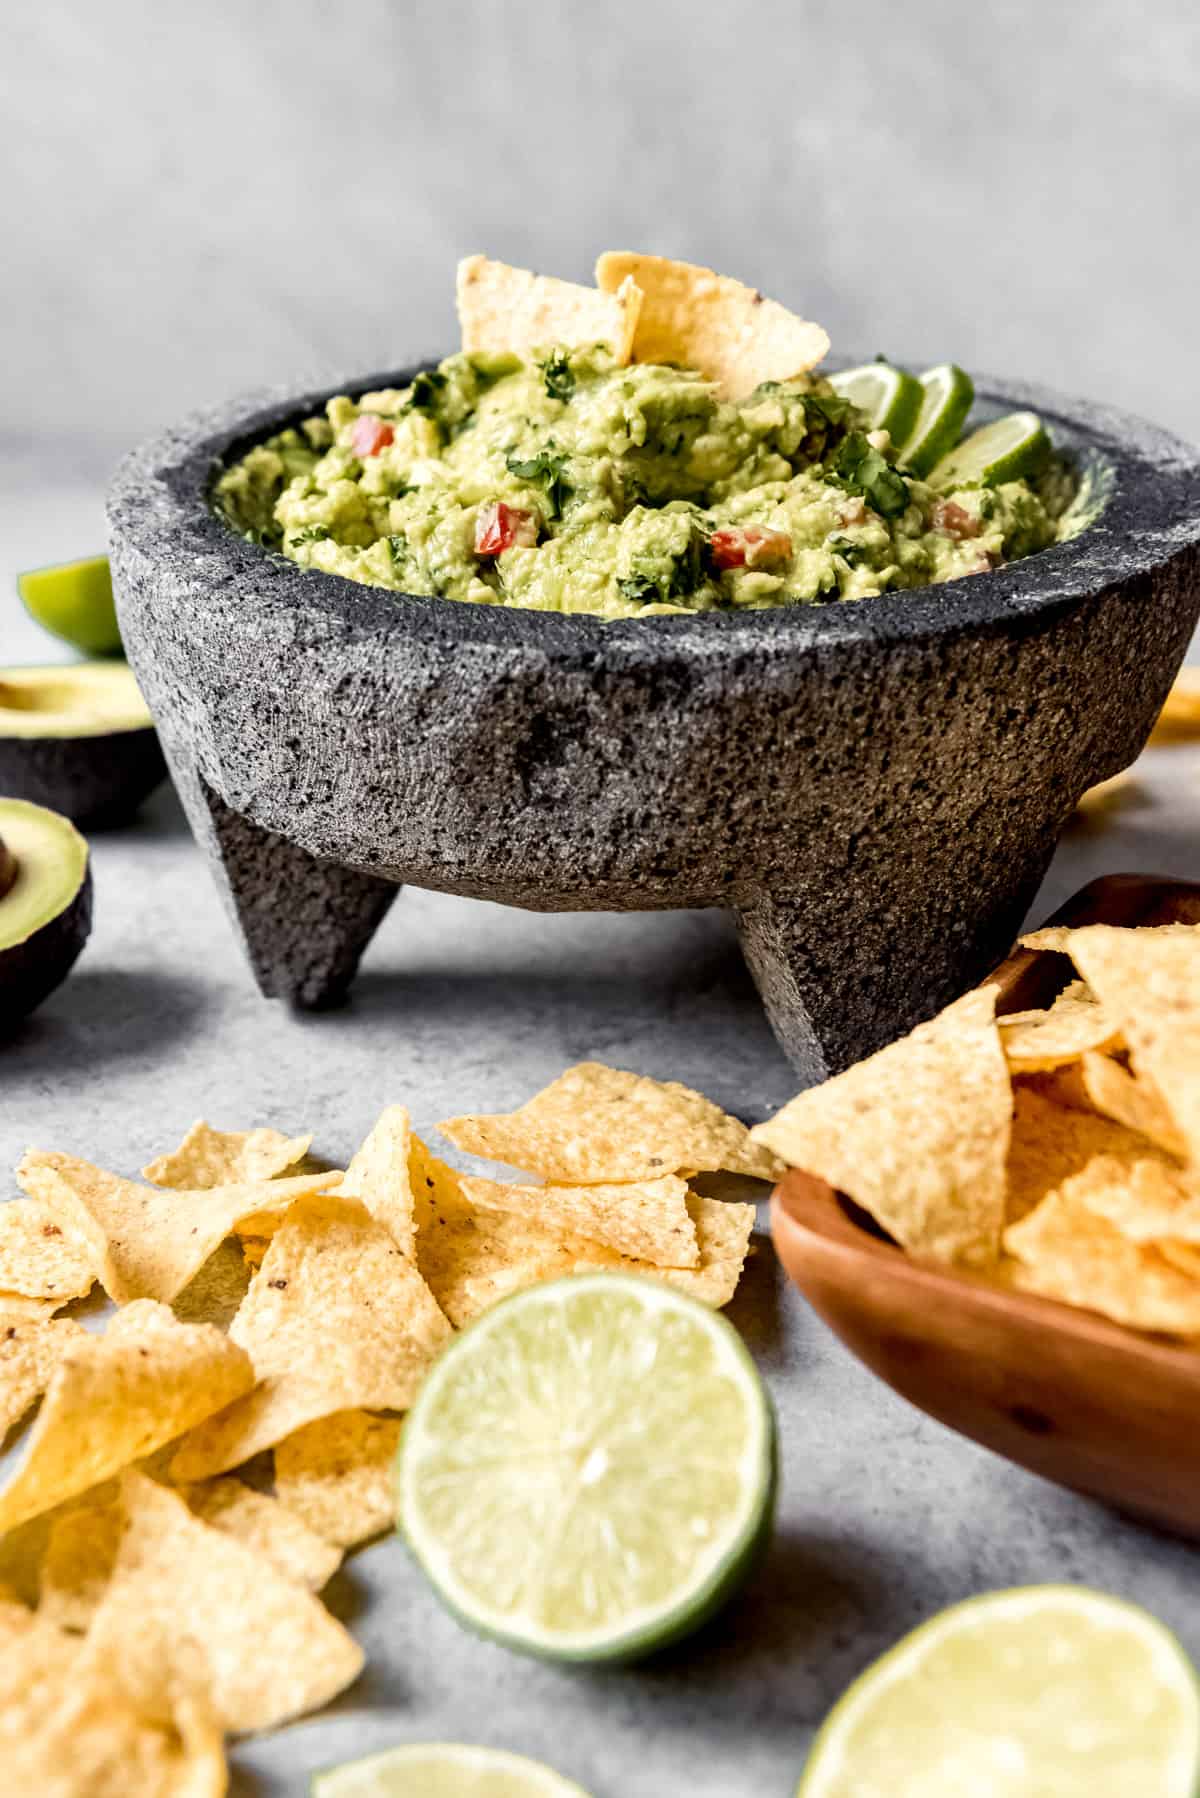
[0,663,166,827]
[0,799,92,1024]
[17,555,122,656]
[215,346,1086,620]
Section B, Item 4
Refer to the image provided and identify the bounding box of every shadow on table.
[0,967,211,1063]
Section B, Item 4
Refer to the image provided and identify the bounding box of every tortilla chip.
[1057,925,1200,1162]
[239,1234,270,1271]
[0,1592,80,1740]
[8,1669,226,1798]
[1004,1178,1200,1333]
[458,255,641,363]
[37,1498,123,1631]
[1151,665,1200,740]
[274,1410,403,1549]
[415,1142,752,1321]
[0,1316,86,1440]
[1074,768,1135,815]
[1020,927,1073,954]
[170,1192,450,1481]
[460,1172,699,1267]
[0,1197,95,1303]
[596,251,829,398]
[998,980,1121,1070]
[42,1477,339,1630]
[1070,1153,1200,1244]
[1006,1086,1152,1224]
[1053,1051,1188,1160]
[0,1292,63,1321]
[441,1061,781,1185]
[1159,1241,1200,1280]
[172,1236,254,1331]
[79,1471,362,1735]
[339,1104,416,1257]
[181,1477,341,1590]
[17,1149,340,1305]
[754,987,1011,1266]
[0,1301,253,1535]
[142,1119,311,1189]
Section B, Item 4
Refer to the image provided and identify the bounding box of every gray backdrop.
[4,0,1199,474]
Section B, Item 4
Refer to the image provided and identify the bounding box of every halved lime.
[798,1585,1200,1798]
[829,363,923,444]
[395,1272,775,1664]
[929,410,1050,490]
[896,363,975,476]
[312,1743,592,1797]
[17,555,122,656]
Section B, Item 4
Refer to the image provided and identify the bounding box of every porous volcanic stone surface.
[108,366,1200,1079]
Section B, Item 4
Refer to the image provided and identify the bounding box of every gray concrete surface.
[5,0,1200,476]
[4,469,1200,1794]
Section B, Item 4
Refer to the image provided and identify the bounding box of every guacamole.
[215,348,1078,619]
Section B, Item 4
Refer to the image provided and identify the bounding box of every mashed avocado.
[215,347,1078,618]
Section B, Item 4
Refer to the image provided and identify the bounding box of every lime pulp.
[312,1743,593,1798]
[798,1584,1200,1798]
[395,1272,775,1664]
[829,363,923,445]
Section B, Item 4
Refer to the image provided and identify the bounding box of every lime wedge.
[396,1272,775,1664]
[312,1743,592,1797]
[896,363,975,476]
[929,410,1050,490]
[829,363,923,443]
[17,555,122,657]
[798,1585,1200,1798]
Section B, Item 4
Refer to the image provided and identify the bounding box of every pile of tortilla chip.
[753,922,1200,1340]
[457,251,829,399]
[0,1064,770,1787]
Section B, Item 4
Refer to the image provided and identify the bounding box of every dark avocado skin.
[0,729,167,828]
[0,862,92,1026]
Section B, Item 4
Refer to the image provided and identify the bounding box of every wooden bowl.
[771,874,1200,1539]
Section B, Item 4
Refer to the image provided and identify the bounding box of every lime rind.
[798,1584,1200,1798]
[929,410,1050,491]
[17,555,122,657]
[829,363,923,444]
[897,364,975,476]
[311,1741,594,1797]
[395,1272,776,1665]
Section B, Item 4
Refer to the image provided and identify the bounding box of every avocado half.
[0,663,167,827]
[0,799,92,1025]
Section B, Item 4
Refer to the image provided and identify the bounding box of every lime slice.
[396,1272,775,1664]
[17,555,122,657]
[929,410,1050,490]
[312,1743,592,1798]
[896,363,975,476]
[798,1585,1200,1798]
[828,363,923,443]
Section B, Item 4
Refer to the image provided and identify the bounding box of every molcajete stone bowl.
[107,364,1200,1083]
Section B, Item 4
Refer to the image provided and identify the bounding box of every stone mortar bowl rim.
[115,356,1200,661]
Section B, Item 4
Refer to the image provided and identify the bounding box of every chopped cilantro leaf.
[538,350,576,403]
[826,532,865,567]
[387,534,408,569]
[287,524,331,546]
[804,392,854,429]
[830,432,911,520]
[505,446,571,518]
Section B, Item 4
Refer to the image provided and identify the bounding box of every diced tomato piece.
[474,501,539,557]
[350,415,394,457]
[932,499,980,541]
[709,524,793,571]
